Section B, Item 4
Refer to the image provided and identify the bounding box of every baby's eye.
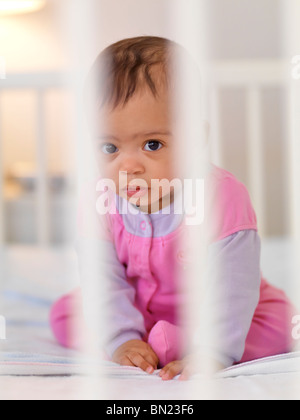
[144,140,163,152]
[101,143,118,155]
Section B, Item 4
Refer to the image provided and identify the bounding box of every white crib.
[0,61,300,402]
[0,60,299,245]
[0,71,75,245]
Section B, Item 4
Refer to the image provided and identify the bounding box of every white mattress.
[1,238,300,400]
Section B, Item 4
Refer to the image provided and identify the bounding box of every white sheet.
[1,241,300,400]
[1,354,300,400]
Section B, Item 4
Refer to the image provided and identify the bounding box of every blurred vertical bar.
[36,88,49,245]
[283,0,300,398]
[210,87,223,167]
[0,87,4,395]
[62,0,107,399]
[171,0,216,398]
[246,87,266,238]
[286,0,300,242]
[0,78,6,398]
[0,89,4,246]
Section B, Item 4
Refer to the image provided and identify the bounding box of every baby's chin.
[126,193,156,213]
[131,194,174,214]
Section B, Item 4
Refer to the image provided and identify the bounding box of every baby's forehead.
[111,59,169,104]
[103,83,171,114]
[97,87,173,139]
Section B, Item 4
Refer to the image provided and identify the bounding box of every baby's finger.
[118,355,136,367]
[143,352,158,370]
[159,361,184,381]
[140,344,159,367]
[128,353,155,374]
[179,365,192,381]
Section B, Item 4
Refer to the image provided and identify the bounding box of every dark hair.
[85,36,181,111]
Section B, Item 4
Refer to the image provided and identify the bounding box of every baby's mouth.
[122,185,149,198]
[128,186,141,192]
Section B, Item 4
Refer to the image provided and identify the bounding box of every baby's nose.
[119,157,145,175]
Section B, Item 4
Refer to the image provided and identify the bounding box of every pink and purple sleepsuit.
[50,164,297,368]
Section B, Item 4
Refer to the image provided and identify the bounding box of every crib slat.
[1,73,64,246]
[0,90,4,246]
[246,87,266,237]
[36,89,49,245]
[288,84,300,240]
[210,87,223,166]
[288,83,300,346]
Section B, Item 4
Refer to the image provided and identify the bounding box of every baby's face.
[96,87,178,213]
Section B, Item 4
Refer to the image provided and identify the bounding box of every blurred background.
[0,3,299,400]
[0,0,299,245]
[0,2,299,398]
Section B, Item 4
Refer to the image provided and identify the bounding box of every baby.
[50,36,297,380]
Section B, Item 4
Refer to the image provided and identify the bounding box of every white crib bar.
[0,90,4,246]
[288,84,300,239]
[285,0,300,388]
[286,0,300,243]
[209,60,289,238]
[36,89,49,245]
[246,87,266,237]
[0,72,66,246]
[210,87,223,167]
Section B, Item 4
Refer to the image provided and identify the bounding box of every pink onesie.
[50,164,297,368]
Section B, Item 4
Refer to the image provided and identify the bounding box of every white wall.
[0,0,67,72]
[0,0,287,71]
[0,0,72,178]
[206,0,284,60]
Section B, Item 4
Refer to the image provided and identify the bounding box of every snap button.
[177,251,189,271]
[177,251,185,262]
[140,221,147,231]
[177,249,193,265]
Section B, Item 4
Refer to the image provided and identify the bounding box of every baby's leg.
[147,320,185,367]
[49,288,88,351]
[239,283,298,364]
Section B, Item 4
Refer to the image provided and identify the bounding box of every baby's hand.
[159,358,190,381]
[159,354,225,381]
[112,340,159,374]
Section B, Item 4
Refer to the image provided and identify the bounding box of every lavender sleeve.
[194,229,261,368]
[75,239,147,358]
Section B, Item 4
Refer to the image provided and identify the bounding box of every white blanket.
[1,351,300,400]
